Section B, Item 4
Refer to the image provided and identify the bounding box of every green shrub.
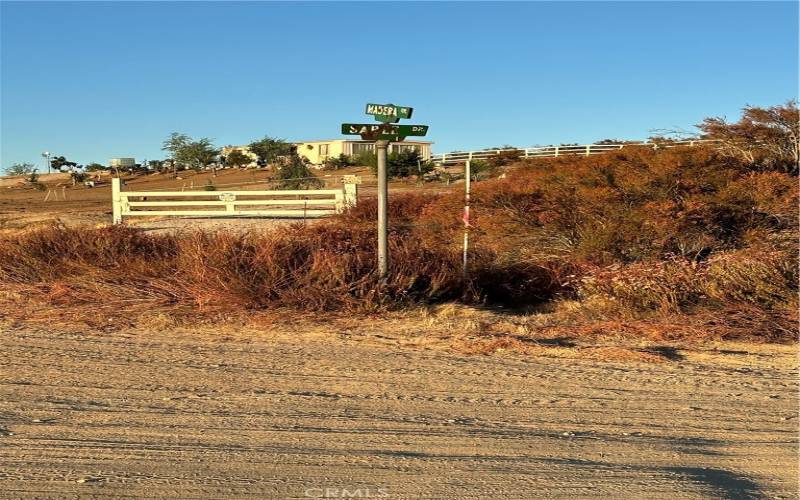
[323,154,355,170]
[369,149,435,179]
[276,154,324,190]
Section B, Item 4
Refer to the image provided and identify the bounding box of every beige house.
[295,140,433,165]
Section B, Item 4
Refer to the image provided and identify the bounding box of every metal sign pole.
[342,103,427,280]
[376,140,390,278]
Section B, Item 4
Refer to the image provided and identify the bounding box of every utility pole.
[42,151,51,174]
[376,140,390,278]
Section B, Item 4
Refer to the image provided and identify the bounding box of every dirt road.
[1,324,797,499]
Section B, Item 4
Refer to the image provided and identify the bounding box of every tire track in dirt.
[0,325,796,499]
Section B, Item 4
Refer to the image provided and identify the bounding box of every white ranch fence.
[111,177,358,224]
[431,140,714,166]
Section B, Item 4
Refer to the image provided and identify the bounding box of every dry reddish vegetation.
[1,132,797,343]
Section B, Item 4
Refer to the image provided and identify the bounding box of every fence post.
[342,175,361,209]
[585,145,591,156]
[555,146,559,157]
[334,191,345,213]
[112,177,123,224]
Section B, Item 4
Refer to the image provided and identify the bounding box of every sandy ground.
[0,323,797,499]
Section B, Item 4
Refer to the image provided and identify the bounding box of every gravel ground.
[0,324,797,499]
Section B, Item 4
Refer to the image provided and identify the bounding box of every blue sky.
[1,1,797,169]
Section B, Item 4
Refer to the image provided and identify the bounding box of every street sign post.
[341,123,429,141]
[341,103,428,279]
[365,103,413,123]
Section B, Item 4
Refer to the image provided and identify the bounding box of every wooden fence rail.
[112,178,358,224]
[431,140,714,166]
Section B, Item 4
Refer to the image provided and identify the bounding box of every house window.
[351,143,375,155]
[319,144,329,157]
[393,144,421,154]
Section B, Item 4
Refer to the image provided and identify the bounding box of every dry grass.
[1,144,797,348]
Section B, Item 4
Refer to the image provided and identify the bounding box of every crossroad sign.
[343,102,428,278]
[341,123,428,141]
[365,103,413,123]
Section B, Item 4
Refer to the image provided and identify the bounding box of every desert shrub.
[27,171,46,191]
[0,225,177,283]
[467,159,497,181]
[577,248,797,316]
[353,150,377,168]
[698,100,799,174]
[276,154,324,190]
[427,144,798,263]
[703,249,797,307]
[323,154,354,170]
[71,171,89,184]
[339,193,441,225]
[578,259,701,314]
[487,149,522,168]
[0,224,569,315]
[369,150,435,179]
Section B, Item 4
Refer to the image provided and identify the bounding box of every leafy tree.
[162,132,191,176]
[50,156,77,172]
[182,138,219,172]
[698,100,799,174]
[248,136,293,165]
[146,160,162,172]
[225,149,253,168]
[85,163,107,172]
[5,162,36,176]
[275,151,324,190]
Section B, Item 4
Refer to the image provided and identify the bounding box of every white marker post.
[462,160,471,280]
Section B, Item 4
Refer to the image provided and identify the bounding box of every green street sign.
[365,103,413,123]
[341,123,429,141]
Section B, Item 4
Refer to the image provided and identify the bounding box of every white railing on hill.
[430,140,713,166]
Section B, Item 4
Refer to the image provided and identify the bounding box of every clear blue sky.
[1,1,797,169]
